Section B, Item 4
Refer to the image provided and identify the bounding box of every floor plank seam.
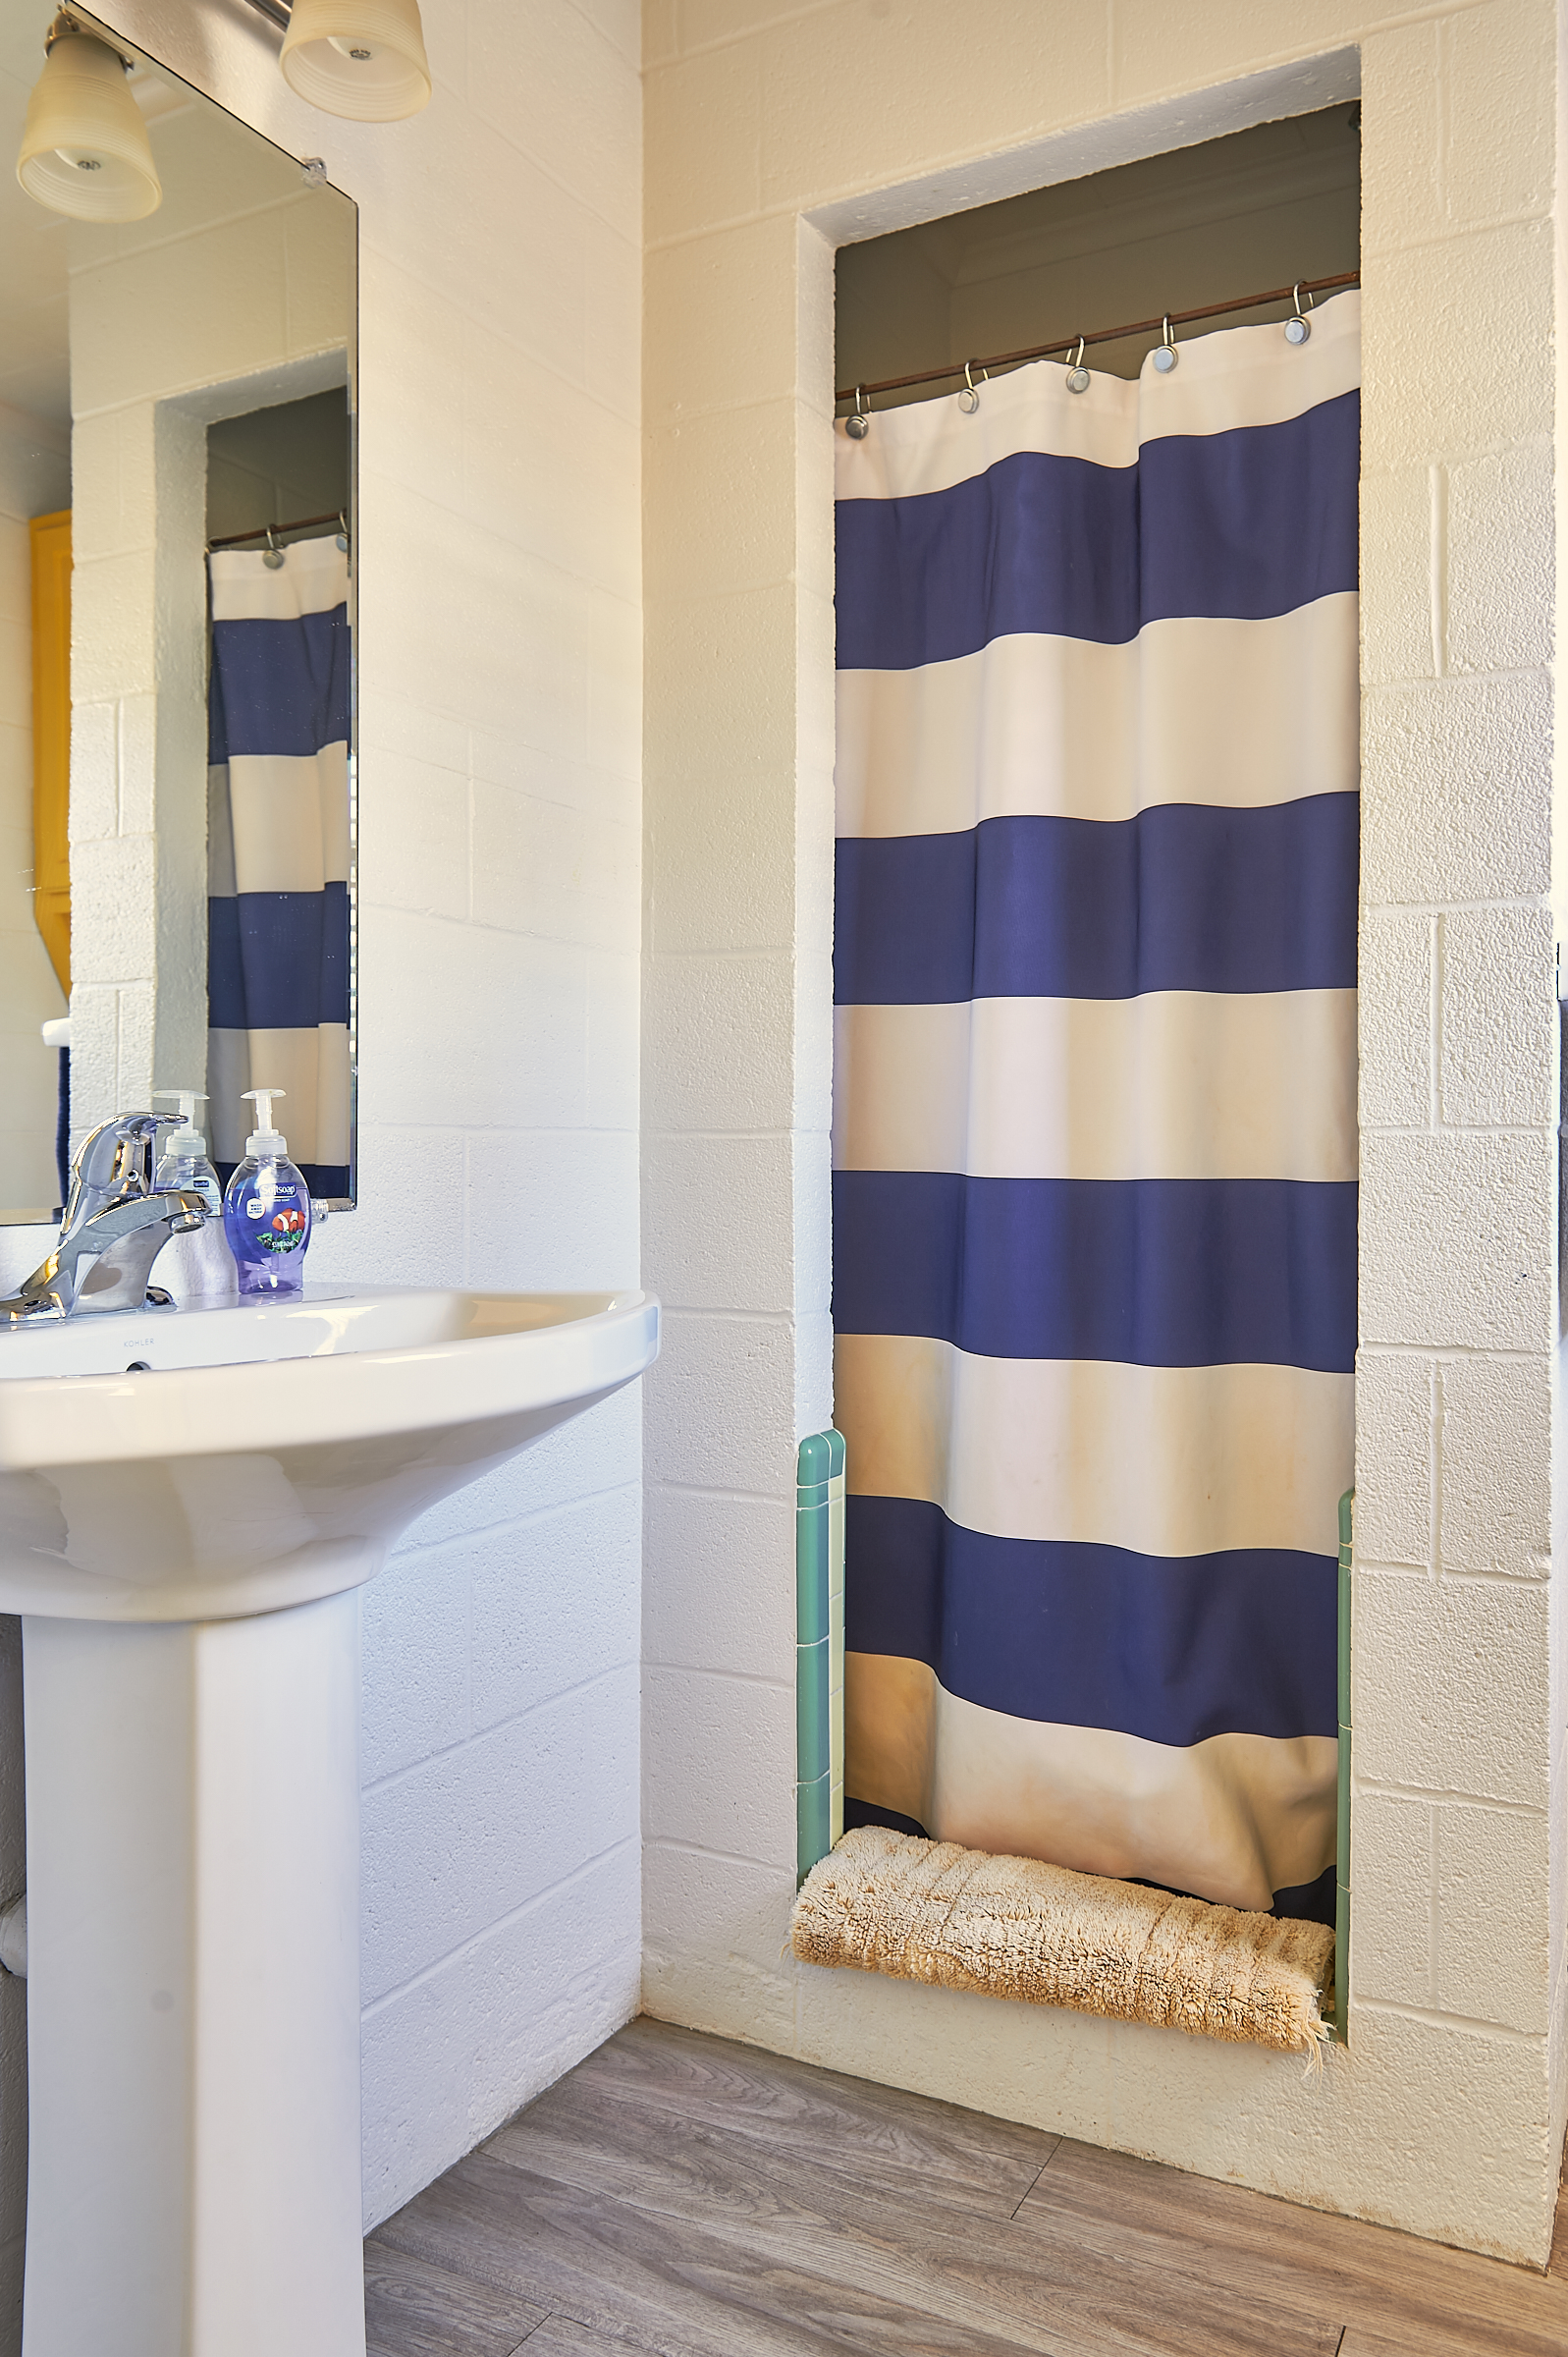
[519,2300,655,2356]
[1008,2158,1052,2220]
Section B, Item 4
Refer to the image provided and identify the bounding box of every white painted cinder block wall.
[639,0,1568,2268]
[86,0,645,2244]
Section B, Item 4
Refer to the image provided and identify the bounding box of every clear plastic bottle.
[152,1089,223,1215]
[221,1088,312,1299]
[152,1088,234,1302]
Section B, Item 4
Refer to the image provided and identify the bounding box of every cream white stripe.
[835,1333,1353,1562]
[834,992,1357,1182]
[227,747,351,892]
[835,598,1358,837]
[208,765,237,900]
[836,291,1360,503]
[207,1025,351,1171]
[845,1653,1334,1912]
[210,533,349,621]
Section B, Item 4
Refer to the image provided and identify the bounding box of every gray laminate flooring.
[366,2014,1568,2357]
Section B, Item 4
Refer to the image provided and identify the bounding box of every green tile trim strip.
[829,1431,845,1848]
[797,1430,846,1886]
[1333,1487,1353,2048]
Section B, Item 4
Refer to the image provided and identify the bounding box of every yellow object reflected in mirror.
[28,508,70,1002]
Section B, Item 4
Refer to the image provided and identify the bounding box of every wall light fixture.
[15,14,162,222]
[276,0,431,120]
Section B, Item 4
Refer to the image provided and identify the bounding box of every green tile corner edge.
[797,1429,845,1887]
[1332,1486,1353,2048]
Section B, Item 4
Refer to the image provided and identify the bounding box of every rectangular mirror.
[1,3,356,1222]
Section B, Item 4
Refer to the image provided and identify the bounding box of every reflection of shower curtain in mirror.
[207,534,351,1195]
[832,293,1360,1923]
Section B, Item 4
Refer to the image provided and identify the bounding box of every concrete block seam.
[358,1833,641,2020]
[360,1660,641,1796]
[1352,1994,1548,2048]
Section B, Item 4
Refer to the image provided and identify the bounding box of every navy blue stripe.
[833,1170,1356,1371]
[834,797,1358,1005]
[209,605,351,761]
[844,1494,1336,1744]
[836,390,1359,670]
[208,883,351,1031]
[1271,1864,1336,1928]
[207,896,243,1027]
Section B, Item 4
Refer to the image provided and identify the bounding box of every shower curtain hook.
[1153,315,1179,374]
[261,525,285,570]
[846,386,871,440]
[1065,337,1090,394]
[957,359,987,413]
[1284,282,1313,345]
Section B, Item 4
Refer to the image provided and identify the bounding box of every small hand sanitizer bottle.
[153,1088,235,1303]
[222,1088,312,1299]
[152,1089,223,1215]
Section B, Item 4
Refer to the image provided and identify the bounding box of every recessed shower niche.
[826,106,1362,1940]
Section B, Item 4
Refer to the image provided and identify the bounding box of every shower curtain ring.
[957,359,987,413]
[1153,315,1179,374]
[1065,337,1090,394]
[261,525,285,570]
[845,387,871,440]
[1284,282,1313,345]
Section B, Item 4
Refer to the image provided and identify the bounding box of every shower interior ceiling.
[836,103,1362,400]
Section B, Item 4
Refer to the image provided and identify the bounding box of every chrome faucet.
[0,1114,212,1328]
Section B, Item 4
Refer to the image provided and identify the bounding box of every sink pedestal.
[0,1284,659,2352]
[22,1595,365,2357]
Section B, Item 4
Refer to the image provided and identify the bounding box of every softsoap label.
[243,1181,308,1253]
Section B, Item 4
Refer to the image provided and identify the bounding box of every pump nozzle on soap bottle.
[242,1088,288,1156]
[152,1089,222,1215]
[222,1087,312,1298]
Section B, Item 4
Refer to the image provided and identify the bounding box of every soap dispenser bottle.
[222,1088,312,1298]
[153,1089,222,1214]
[151,1088,235,1303]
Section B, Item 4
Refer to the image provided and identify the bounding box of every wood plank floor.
[367,2016,1568,2357]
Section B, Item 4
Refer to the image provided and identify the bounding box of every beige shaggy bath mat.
[790,1824,1335,2057]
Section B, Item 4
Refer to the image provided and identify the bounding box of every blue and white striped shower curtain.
[832,292,1359,1921]
[207,533,352,1196]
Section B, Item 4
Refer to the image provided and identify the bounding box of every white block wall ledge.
[640,0,1568,2267]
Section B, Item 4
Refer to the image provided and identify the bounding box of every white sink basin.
[2,1282,658,2357]
[0,1284,658,1619]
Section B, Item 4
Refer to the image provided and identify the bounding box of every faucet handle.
[65,1114,169,1229]
[68,1112,165,1197]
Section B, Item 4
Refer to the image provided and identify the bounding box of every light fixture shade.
[280,0,431,122]
[16,28,162,222]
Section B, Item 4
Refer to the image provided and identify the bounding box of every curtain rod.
[208,510,346,550]
[835,269,1361,406]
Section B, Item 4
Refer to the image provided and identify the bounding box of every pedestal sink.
[0,1284,659,2357]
